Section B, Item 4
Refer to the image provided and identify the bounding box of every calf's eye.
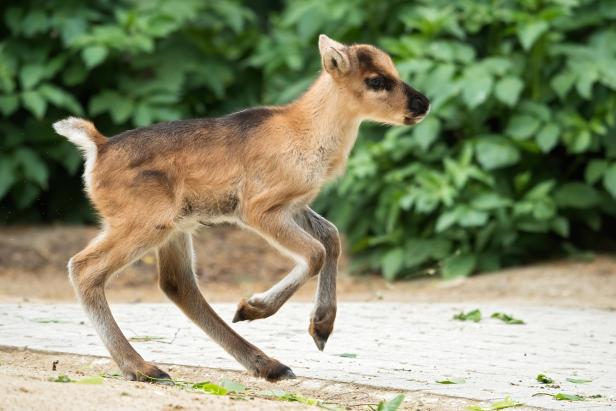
[365,76,390,91]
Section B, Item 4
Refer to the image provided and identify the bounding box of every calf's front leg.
[232,208,325,323]
[295,207,340,351]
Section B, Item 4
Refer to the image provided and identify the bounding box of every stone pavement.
[0,302,614,410]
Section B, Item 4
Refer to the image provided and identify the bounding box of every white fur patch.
[53,117,97,191]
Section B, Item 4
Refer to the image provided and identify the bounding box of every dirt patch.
[1,225,616,309]
[0,347,514,411]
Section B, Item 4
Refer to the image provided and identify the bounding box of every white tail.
[53,117,105,192]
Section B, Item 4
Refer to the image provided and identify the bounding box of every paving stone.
[0,302,614,410]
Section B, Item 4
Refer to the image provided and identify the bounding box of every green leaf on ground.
[554,393,585,401]
[453,309,482,322]
[49,375,72,383]
[192,381,228,395]
[536,373,554,384]
[467,396,524,410]
[261,390,321,406]
[566,378,592,384]
[220,379,246,393]
[76,375,104,384]
[336,353,358,358]
[436,378,466,384]
[377,394,405,411]
[491,312,525,324]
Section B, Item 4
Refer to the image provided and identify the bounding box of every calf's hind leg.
[157,231,295,381]
[69,226,172,382]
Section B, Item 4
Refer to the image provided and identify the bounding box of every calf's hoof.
[123,362,172,384]
[232,297,274,322]
[253,356,296,382]
[309,307,336,351]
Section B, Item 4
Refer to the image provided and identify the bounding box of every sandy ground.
[0,348,500,411]
[1,225,614,410]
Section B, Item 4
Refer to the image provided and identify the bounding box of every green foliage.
[0,0,263,222]
[307,0,616,278]
[2,0,616,280]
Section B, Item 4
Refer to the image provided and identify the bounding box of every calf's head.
[318,34,430,126]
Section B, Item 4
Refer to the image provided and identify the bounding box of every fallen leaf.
[377,394,405,411]
[453,309,482,322]
[536,373,554,384]
[192,381,228,395]
[220,379,246,394]
[491,312,525,324]
[566,377,592,384]
[436,378,466,384]
[554,393,584,401]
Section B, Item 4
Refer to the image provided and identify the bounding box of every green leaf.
[495,76,524,107]
[472,193,511,210]
[436,378,466,384]
[82,45,108,68]
[49,375,72,383]
[192,381,228,395]
[506,115,541,140]
[489,397,524,409]
[476,138,520,170]
[382,248,405,281]
[76,375,104,384]
[517,21,548,50]
[554,393,584,401]
[443,253,476,279]
[377,394,405,411]
[585,160,608,184]
[110,98,134,123]
[413,117,440,150]
[536,374,554,384]
[19,64,46,89]
[336,353,358,358]
[0,158,16,199]
[453,309,482,322]
[551,72,576,99]
[554,183,601,208]
[21,90,47,118]
[0,95,19,115]
[566,377,592,384]
[602,164,616,198]
[219,379,246,393]
[14,147,48,187]
[491,312,525,324]
[462,68,493,108]
[536,124,559,152]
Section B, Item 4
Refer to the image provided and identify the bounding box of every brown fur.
[53,35,429,382]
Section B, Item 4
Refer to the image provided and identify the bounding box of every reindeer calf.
[53,35,429,382]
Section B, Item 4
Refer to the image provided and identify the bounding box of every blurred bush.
[1,0,616,278]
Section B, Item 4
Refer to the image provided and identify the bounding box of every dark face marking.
[365,75,394,91]
[357,50,396,92]
[357,50,375,71]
